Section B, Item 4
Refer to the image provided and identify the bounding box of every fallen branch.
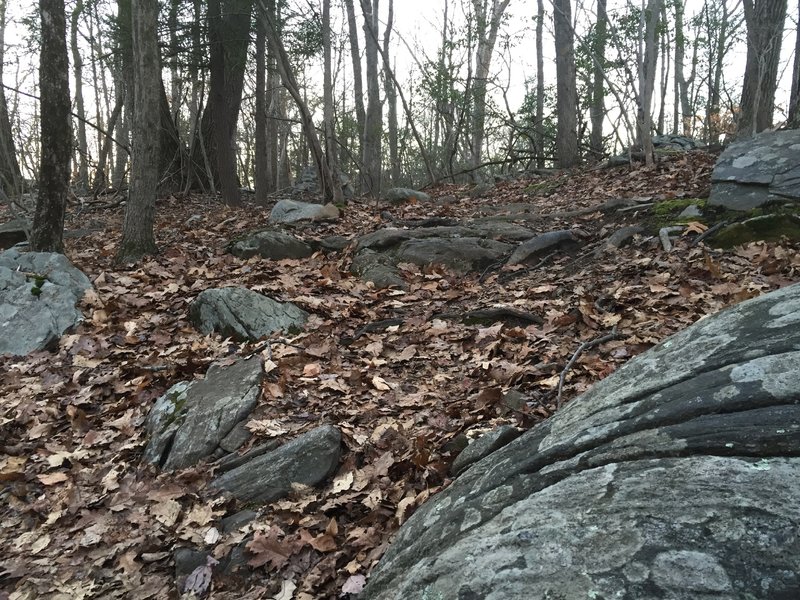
[556,327,621,408]
[690,221,728,247]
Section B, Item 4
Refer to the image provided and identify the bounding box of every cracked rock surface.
[361,283,800,600]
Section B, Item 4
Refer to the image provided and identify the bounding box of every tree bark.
[0,0,21,193]
[31,0,72,253]
[589,0,608,158]
[786,0,800,128]
[360,0,382,196]
[323,0,343,202]
[469,0,511,178]
[383,0,400,186]
[70,0,89,192]
[639,0,661,166]
[258,0,335,202]
[738,0,788,136]
[344,0,366,155]
[117,0,160,263]
[553,0,579,168]
[535,0,545,168]
[254,8,269,204]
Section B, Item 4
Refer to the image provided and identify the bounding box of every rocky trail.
[2,148,799,599]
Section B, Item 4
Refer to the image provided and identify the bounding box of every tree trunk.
[0,0,21,193]
[359,0,382,196]
[344,0,366,157]
[673,0,687,135]
[789,0,800,128]
[70,0,88,193]
[254,9,268,204]
[117,0,160,263]
[589,0,608,158]
[639,0,661,166]
[31,0,72,253]
[383,0,400,186]
[469,0,511,178]
[553,0,579,168]
[323,0,343,202]
[265,0,278,193]
[738,0,788,136]
[535,0,545,168]
[258,0,335,202]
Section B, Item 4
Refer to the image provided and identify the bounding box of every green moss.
[710,214,800,248]
[30,286,42,297]
[524,178,566,196]
[652,198,706,216]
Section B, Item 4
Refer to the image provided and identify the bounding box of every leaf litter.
[1,152,799,598]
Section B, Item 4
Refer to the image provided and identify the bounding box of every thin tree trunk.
[553,0,579,168]
[639,0,661,166]
[344,0,366,156]
[70,0,88,192]
[738,0,788,136]
[323,0,343,202]
[265,0,278,192]
[258,0,335,202]
[535,0,545,168]
[117,0,160,263]
[789,0,800,128]
[359,0,382,196]
[254,9,268,204]
[590,0,608,158]
[383,0,400,186]
[0,0,21,193]
[32,0,72,253]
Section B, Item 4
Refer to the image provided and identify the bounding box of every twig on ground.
[556,326,621,409]
[690,221,728,246]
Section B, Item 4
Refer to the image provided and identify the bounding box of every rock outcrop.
[709,129,800,210]
[361,283,800,599]
[270,199,340,224]
[189,287,308,341]
[0,249,92,355]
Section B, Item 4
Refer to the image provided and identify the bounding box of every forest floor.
[2,151,800,599]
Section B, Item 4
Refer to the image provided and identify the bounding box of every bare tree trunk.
[673,0,686,135]
[789,0,800,128]
[360,0,382,196]
[265,0,278,193]
[258,0,335,202]
[553,0,579,168]
[70,0,89,192]
[344,0,366,156]
[117,0,160,263]
[589,0,608,158]
[323,0,343,202]
[0,0,21,193]
[383,0,400,186]
[31,0,72,253]
[469,0,511,178]
[738,0,788,136]
[638,0,660,166]
[254,10,268,205]
[535,0,545,168]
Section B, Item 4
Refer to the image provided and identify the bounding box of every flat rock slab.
[506,229,583,265]
[362,283,800,599]
[228,230,313,260]
[383,188,431,204]
[709,129,800,210]
[0,219,29,249]
[0,249,92,355]
[270,199,340,224]
[212,424,342,503]
[143,356,263,470]
[189,287,308,341]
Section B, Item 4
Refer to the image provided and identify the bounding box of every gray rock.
[393,237,511,273]
[270,199,340,224]
[292,165,354,198]
[506,230,583,265]
[189,287,307,341]
[228,230,313,260]
[143,356,263,471]
[0,249,92,355]
[709,129,800,210]
[384,188,431,204]
[678,204,702,218]
[361,283,800,599]
[652,134,701,151]
[350,250,408,290]
[468,183,495,198]
[0,219,29,249]
[211,424,342,503]
[451,425,522,477]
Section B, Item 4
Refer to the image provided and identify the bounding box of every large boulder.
[709,129,800,210]
[228,230,313,260]
[362,283,800,599]
[0,219,29,249]
[0,249,92,355]
[189,287,308,341]
[383,188,431,204]
[212,424,342,503]
[143,356,263,471]
[270,199,340,224]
